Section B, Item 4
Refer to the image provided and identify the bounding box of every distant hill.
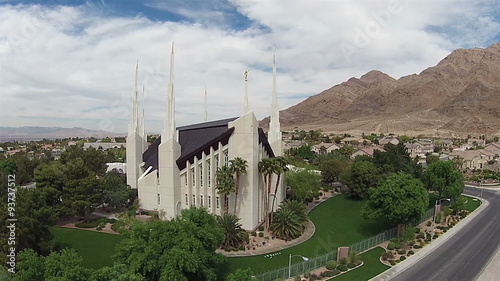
[0,126,125,140]
[261,43,500,137]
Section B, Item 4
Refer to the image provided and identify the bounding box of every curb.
[368,194,488,281]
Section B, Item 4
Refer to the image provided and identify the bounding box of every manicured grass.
[327,247,389,281]
[50,227,123,269]
[220,195,390,278]
[462,195,481,212]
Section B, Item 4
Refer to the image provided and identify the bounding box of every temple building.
[126,46,284,230]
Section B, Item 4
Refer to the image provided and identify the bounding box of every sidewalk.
[220,194,336,257]
[369,195,489,281]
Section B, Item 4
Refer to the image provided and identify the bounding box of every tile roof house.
[351,146,385,159]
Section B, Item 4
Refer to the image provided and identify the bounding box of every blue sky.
[0,0,499,133]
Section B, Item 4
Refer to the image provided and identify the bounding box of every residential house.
[341,137,362,145]
[449,150,493,170]
[379,136,399,146]
[83,142,126,150]
[484,142,500,157]
[311,142,340,154]
[405,141,434,159]
[351,146,385,159]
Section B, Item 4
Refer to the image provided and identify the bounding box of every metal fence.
[254,207,435,281]
[255,251,337,281]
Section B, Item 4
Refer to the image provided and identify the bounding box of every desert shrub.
[304,272,310,278]
[433,234,438,239]
[400,256,406,261]
[347,262,357,268]
[394,242,401,249]
[408,250,415,255]
[326,260,337,270]
[418,232,425,239]
[294,277,301,281]
[381,253,389,261]
[387,251,395,259]
[398,249,406,255]
[336,264,348,272]
[389,260,396,266]
[251,231,256,236]
[258,226,264,231]
[259,232,264,237]
[387,242,395,250]
[413,244,421,249]
[409,240,415,246]
[331,269,341,276]
[111,220,125,232]
[309,273,319,280]
[426,220,432,226]
[340,257,348,265]
[390,238,399,243]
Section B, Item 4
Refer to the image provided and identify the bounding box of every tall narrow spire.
[243,70,250,114]
[268,55,281,144]
[204,87,208,122]
[162,42,176,143]
[129,60,139,134]
[141,84,145,139]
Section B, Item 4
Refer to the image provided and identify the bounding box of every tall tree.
[258,158,274,229]
[424,161,464,200]
[340,160,380,199]
[215,166,235,215]
[285,169,321,203]
[362,173,429,225]
[229,157,248,215]
[270,156,289,223]
[114,207,225,281]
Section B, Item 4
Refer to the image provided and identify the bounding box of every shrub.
[387,251,395,259]
[413,244,421,249]
[309,273,319,281]
[340,257,348,265]
[381,253,389,261]
[111,221,125,233]
[414,227,421,233]
[294,277,301,281]
[304,272,310,278]
[251,231,256,237]
[331,269,341,276]
[433,234,438,239]
[326,260,337,270]
[409,240,415,246]
[400,256,406,261]
[426,220,432,226]
[389,260,396,266]
[387,242,395,250]
[394,242,401,249]
[390,238,399,243]
[75,219,100,228]
[258,232,264,237]
[97,222,106,228]
[258,226,264,231]
[336,264,348,272]
[408,250,415,255]
[418,232,425,239]
[347,262,357,268]
[398,249,406,255]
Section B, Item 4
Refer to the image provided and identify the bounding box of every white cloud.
[0,0,499,133]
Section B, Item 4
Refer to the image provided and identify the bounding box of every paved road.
[387,186,500,281]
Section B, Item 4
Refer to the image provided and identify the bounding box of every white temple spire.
[141,84,146,139]
[204,87,208,122]
[268,55,281,144]
[243,70,250,114]
[129,60,139,134]
[162,42,176,143]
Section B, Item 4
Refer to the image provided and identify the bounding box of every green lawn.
[220,195,390,278]
[463,195,481,212]
[50,227,123,269]
[328,247,389,281]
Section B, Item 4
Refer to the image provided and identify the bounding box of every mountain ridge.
[262,42,500,137]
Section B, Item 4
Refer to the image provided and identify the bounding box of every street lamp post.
[434,198,451,223]
[288,254,309,279]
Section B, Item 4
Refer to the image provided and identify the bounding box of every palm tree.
[270,156,289,224]
[216,213,249,250]
[270,208,303,241]
[215,166,235,214]
[279,199,308,229]
[229,157,248,215]
[258,158,274,229]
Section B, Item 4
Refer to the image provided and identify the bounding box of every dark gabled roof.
[142,117,275,173]
[258,128,275,158]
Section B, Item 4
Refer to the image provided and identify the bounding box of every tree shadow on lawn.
[356,217,392,238]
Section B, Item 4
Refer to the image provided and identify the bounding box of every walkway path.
[221,193,336,257]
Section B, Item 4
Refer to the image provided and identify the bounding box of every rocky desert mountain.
[262,43,500,137]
